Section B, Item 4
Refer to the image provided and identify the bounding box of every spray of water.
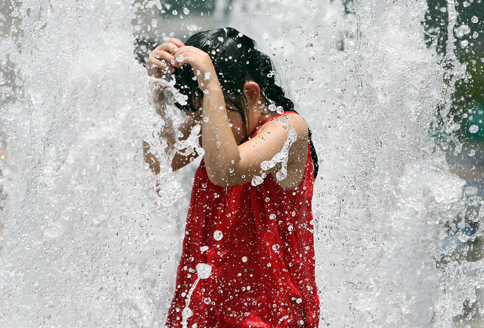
[0,0,480,327]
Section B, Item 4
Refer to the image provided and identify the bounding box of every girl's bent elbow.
[207,172,231,187]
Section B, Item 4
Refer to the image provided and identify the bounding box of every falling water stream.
[0,0,482,327]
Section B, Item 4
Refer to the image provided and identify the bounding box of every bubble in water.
[471,16,479,23]
[196,263,212,279]
[213,230,223,241]
[269,214,276,220]
[469,124,479,133]
[242,256,248,262]
[172,9,178,15]
[203,298,211,304]
[183,7,190,15]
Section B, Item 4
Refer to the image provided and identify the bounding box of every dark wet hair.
[173,27,319,179]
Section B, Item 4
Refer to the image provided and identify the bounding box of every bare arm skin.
[173,44,309,188]
[144,39,202,172]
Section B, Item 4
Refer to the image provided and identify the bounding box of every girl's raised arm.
[144,39,202,172]
[174,45,309,188]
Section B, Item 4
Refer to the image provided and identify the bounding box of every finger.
[172,46,189,66]
[148,50,176,73]
[147,58,174,75]
[149,49,175,65]
[168,38,185,48]
[173,46,207,68]
[156,40,184,55]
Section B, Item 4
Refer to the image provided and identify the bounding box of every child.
[145,27,320,328]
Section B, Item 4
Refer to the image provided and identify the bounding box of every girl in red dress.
[145,27,320,328]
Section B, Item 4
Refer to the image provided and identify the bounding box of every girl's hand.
[147,38,185,78]
[172,46,219,91]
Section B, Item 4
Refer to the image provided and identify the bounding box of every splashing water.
[181,263,212,328]
[0,0,482,327]
[251,116,297,186]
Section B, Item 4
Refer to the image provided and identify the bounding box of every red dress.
[166,115,320,328]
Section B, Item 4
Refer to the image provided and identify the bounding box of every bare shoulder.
[257,111,309,139]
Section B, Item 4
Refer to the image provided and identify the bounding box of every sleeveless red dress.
[166,114,319,328]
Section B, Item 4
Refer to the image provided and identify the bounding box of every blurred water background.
[1,0,484,327]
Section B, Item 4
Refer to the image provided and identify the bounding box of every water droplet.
[183,7,190,15]
[242,256,248,262]
[200,246,209,252]
[455,24,471,38]
[196,263,212,279]
[471,16,479,23]
[182,307,193,319]
[172,9,178,15]
[203,297,211,304]
[296,298,302,304]
[176,54,184,63]
[251,175,264,186]
[214,230,223,241]
[217,36,224,42]
[260,161,272,171]
[187,24,198,31]
[469,124,479,133]
[269,214,276,220]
